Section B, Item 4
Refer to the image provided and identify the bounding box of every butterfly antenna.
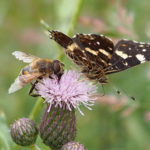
[108,78,136,101]
[101,84,106,97]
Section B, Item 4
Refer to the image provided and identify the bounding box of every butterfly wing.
[72,33,114,67]
[105,40,150,74]
[12,51,39,63]
[50,31,115,67]
[49,31,73,49]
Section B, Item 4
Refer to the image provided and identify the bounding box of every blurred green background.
[1,0,150,149]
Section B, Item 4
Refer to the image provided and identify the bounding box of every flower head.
[61,141,87,150]
[39,104,76,149]
[10,118,38,146]
[35,70,97,115]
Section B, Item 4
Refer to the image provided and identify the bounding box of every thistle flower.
[61,141,86,150]
[35,70,97,115]
[36,70,97,149]
[10,118,38,146]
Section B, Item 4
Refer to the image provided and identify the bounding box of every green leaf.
[0,112,14,150]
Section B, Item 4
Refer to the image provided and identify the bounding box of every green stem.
[29,97,44,120]
[14,144,41,150]
[58,0,85,60]
[67,0,84,36]
[30,144,41,150]
[40,0,84,36]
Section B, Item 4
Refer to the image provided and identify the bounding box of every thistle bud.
[39,104,76,150]
[61,141,87,150]
[10,118,38,146]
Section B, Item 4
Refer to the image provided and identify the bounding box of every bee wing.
[12,51,39,63]
[8,76,25,94]
[8,73,43,94]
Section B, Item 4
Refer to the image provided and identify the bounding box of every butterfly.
[49,30,150,84]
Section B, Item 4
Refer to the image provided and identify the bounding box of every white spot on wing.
[99,49,111,59]
[85,48,98,55]
[136,54,145,63]
[142,49,146,52]
[140,42,145,44]
[108,47,112,50]
[124,62,128,66]
[107,37,113,42]
[139,44,144,47]
[96,41,100,45]
[115,50,128,59]
[67,43,79,51]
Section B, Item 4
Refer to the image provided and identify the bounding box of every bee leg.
[29,80,40,97]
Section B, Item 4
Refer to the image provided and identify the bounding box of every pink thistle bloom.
[35,70,97,115]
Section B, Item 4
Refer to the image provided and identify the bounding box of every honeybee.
[8,51,64,95]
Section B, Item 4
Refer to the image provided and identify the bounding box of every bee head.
[52,60,64,78]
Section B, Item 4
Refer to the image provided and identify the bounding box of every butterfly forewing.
[106,40,150,74]
[50,31,115,69]
[72,33,114,68]
[50,31,73,48]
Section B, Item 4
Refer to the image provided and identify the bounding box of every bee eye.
[52,60,61,73]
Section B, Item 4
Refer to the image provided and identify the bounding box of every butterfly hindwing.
[106,40,150,74]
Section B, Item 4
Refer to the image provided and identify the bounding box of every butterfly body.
[50,31,150,84]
